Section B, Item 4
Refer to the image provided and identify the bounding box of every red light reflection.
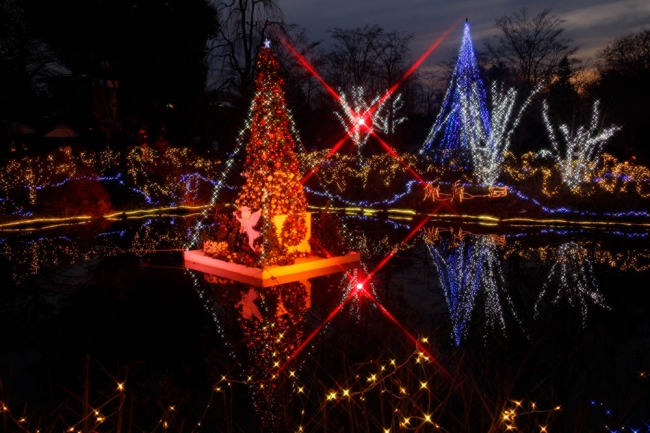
[274,23,462,382]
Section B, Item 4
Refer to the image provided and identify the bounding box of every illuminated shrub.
[38,179,113,218]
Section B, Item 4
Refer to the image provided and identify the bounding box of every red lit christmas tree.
[205,41,309,267]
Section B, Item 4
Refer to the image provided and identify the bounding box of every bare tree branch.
[207,0,284,101]
[484,8,577,88]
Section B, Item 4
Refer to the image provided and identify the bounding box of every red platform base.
[183,250,361,287]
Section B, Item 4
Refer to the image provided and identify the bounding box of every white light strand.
[469,82,541,186]
[534,241,610,327]
[539,100,621,189]
[335,86,406,164]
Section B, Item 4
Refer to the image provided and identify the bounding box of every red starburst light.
[278,22,459,184]
[274,22,462,379]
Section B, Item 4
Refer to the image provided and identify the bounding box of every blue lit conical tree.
[426,231,524,346]
[420,20,490,169]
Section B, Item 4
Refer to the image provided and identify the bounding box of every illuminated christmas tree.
[420,20,490,168]
[196,41,360,279]
[233,41,309,266]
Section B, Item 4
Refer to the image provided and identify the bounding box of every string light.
[1,216,649,431]
[335,87,406,163]
[0,29,647,433]
[469,81,541,186]
[500,400,562,432]
[540,100,621,189]
[2,144,649,227]
[533,241,610,327]
[420,20,490,169]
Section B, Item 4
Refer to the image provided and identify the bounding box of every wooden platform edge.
[183,250,361,287]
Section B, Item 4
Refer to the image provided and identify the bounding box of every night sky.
[281,0,650,66]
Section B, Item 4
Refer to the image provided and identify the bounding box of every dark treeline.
[1,1,648,162]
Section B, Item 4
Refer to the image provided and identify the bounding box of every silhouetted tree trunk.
[591,28,650,162]
[548,55,579,123]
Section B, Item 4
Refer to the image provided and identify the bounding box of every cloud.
[560,0,650,29]
[557,1,650,59]
[280,0,650,63]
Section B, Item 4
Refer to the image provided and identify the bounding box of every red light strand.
[370,22,460,117]
[364,215,432,282]
[277,36,342,104]
[278,286,356,372]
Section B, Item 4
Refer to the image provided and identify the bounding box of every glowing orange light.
[300,133,350,185]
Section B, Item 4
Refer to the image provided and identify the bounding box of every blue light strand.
[304,179,420,207]
[4,167,650,223]
[425,233,526,346]
[593,172,650,183]
[302,175,650,220]
[34,173,120,190]
[509,186,650,218]
[420,20,491,169]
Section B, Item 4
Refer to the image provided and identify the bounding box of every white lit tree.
[469,82,540,186]
[335,86,406,163]
[540,100,621,189]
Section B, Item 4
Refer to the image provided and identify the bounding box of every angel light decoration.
[234,206,262,251]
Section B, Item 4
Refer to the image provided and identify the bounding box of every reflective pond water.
[1,214,649,432]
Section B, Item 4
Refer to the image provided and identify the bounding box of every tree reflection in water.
[192,275,310,431]
[1,217,650,431]
[424,227,525,346]
[534,241,609,327]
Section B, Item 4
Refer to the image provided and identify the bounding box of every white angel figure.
[234,206,262,251]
